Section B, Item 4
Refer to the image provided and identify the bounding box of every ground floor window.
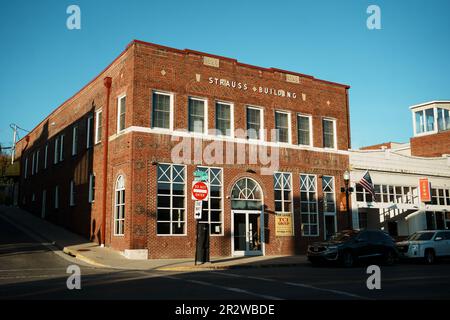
[197,167,223,235]
[114,175,125,236]
[300,174,318,236]
[157,164,186,235]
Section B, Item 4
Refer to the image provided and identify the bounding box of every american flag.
[359,170,375,198]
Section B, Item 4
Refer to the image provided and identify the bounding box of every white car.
[396,230,450,264]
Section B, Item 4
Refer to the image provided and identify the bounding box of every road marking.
[165,275,284,300]
[212,271,371,300]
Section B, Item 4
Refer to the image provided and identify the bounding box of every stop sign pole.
[192,180,209,265]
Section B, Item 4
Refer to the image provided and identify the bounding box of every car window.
[358,231,369,242]
[330,231,359,241]
[445,232,450,240]
[408,232,434,241]
[435,232,446,240]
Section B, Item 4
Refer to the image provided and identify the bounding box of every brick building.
[15,40,352,259]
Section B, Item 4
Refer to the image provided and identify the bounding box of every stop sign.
[192,181,209,201]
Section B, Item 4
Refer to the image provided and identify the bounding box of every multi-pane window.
[323,118,336,149]
[356,184,419,205]
[274,172,292,214]
[114,175,125,236]
[215,102,232,136]
[95,109,102,143]
[54,185,59,209]
[35,150,39,174]
[44,144,48,169]
[157,164,186,235]
[297,114,312,146]
[69,180,76,206]
[322,176,336,213]
[188,97,206,134]
[72,126,78,156]
[54,137,59,164]
[87,115,93,149]
[300,174,318,236]
[431,188,449,205]
[117,95,126,133]
[437,108,450,132]
[275,111,290,143]
[246,107,262,140]
[88,173,95,203]
[152,92,172,130]
[197,167,223,235]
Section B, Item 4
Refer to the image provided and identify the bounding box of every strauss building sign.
[208,76,298,99]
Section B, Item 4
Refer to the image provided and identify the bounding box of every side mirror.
[435,237,443,241]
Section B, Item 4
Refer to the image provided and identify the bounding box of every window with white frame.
[300,174,318,236]
[215,102,232,136]
[117,95,126,133]
[114,175,125,236]
[275,111,291,143]
[322,176,336,213]
[188,97,207,134]
[59,134,64,162]
[44,144,48,169]
[152,92,172,130]
[197,167,223,235]
[156,164,186,235]
[86,115,93,148]
[95,109,102,144]
[297,114,312,146]
[35,150,39,174]
[54,137,59,164]
[69,180,76,206]
[274,172,292,214]
[88,173,95,203]
[24,157,28,179]
[54,185,59,209]
[246,106,263,140]
[322,118,336,149]
[72,126,78,156]
[437,108,450,132]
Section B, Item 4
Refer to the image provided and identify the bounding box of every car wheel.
[342,251,354,267]
[424,249,435,265]
[384,250,396,266]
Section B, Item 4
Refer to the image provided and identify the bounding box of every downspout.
[101,76,112,246]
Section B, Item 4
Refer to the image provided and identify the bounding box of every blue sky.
[0,0,449,150]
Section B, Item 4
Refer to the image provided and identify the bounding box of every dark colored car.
[307,229,399,267]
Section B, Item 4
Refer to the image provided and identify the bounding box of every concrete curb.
[156,262,306,271]
[62,247,110,268]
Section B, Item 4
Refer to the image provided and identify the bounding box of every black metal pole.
[345,184,351,230]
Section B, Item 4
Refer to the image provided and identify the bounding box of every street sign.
[193,170,208,182]
[194,200,202,219]
[192,181,209,201]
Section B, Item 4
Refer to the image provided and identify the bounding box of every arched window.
[231,178,263,210]
[114,175,125,236]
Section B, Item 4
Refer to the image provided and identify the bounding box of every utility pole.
[11,124,17,164]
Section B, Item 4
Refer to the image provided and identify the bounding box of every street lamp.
[341,170,354,230]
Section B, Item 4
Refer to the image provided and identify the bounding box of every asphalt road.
[1,215,450,300]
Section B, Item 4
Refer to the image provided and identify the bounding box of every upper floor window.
[59,134,64,162]
[72,126,78,156]
[275,111,291,143]
[246,106,263,140]
[54,185,59,209]
[117,95,126,133]
[31,152,35,175]
[152,91,173,130]
[414,108,435,135]
[44,144,48,169]
[322,176,336,213]
[322,118,336,149]
[54,137,60,164]
[215,102,233,136]
[87,115,93,149]
[35,150,39,174]
[95,109,103,144]
[188,97,207,134]
[297,114,312,146]
[437,108,450,132]
[274,172,292,214]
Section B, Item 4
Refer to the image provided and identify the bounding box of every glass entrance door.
[324,215,336,240]
[233,212,262,255]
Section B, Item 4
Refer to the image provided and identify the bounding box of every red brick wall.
[410,130,450,157]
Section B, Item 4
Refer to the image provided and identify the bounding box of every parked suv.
[307,229,398,267]
[396,230,450,264]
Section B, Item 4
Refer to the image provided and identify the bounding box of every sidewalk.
[0,205,308,271]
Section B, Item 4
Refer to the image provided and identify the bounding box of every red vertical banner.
[419,178,431,202]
